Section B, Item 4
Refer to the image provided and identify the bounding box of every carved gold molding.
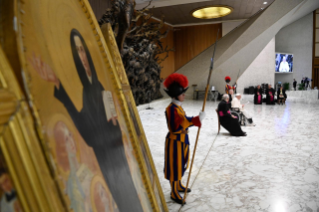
[0,89,18,126]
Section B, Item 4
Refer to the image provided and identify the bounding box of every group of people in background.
[293,77,313,91]
[162,71,316,205]
[162,72,301,205]
[301,77,312,90]
[254,84,287,105]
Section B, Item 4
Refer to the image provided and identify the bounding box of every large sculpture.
[99,0,173,105]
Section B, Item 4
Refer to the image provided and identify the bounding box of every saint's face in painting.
[74,36,92,83]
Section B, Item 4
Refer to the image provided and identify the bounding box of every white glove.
[199,111,206,122]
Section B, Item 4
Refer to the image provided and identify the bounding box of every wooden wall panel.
[174,24,222,71]
[88,0,110,20]
[158,25,175,79]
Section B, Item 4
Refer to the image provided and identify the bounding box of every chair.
[209,86,218,101]
[215,109,220,134]
[249,86,255,94]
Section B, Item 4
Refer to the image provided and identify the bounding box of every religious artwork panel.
[123,90,167,212]
[11,0,157,211]
[101,20,168,212]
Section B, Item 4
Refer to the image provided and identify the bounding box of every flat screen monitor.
[275,53,293,73]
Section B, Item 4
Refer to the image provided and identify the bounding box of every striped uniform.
[164,102,201,182]
[225,84,235,94]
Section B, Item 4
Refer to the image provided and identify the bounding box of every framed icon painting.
[2,0,166,211]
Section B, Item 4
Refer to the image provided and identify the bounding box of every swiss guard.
[163,73,205,204]
[225,76,237,94]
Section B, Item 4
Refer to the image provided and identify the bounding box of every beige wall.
[237,38,275,94]
[275,12,313,87]
[222,21,245,37]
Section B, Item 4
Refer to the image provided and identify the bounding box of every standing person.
[225,76,237,94]
[301,78,305,90]
[218,94,246,136]
[305,77,310,90]
[293,79,297,91]
[266,84,275,105]
[163,73,205,204]
[254,85,263,105]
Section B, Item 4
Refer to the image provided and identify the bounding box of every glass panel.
[316,29,319,42]
[316,15,319,28]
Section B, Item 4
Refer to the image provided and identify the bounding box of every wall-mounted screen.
[275,53,293,73]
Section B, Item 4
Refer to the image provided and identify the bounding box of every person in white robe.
[231,93,255,126]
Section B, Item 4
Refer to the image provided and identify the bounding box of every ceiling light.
[191,5,233,19]
[263,2,268,4]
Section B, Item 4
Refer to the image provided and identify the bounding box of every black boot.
[171,197,186,205]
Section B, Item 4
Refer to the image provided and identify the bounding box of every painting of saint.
[30,29,143,211]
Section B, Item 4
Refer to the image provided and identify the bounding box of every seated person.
[266,84,275,105]
[254,85,263,105]
[218,94,246,136]
[277,86,287,104]
[231,93,255,126]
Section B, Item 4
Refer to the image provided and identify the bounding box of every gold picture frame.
[101,23,169,212]
[0,0,167,211]
[0,45,65,212]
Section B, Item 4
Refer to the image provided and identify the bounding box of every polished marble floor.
[138,96,319,212]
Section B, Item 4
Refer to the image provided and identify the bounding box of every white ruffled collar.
[172,99,182,106]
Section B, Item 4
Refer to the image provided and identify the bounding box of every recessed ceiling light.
[191,5,233,19]
[263,2,268,4]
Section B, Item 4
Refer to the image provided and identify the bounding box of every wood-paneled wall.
[174,24,222,71]
[88,0,110,20]
[157,24,175,79]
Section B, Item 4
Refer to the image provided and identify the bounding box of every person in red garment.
[254,85,263,105]
[163,73,205,204]
[266,84,276,105]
